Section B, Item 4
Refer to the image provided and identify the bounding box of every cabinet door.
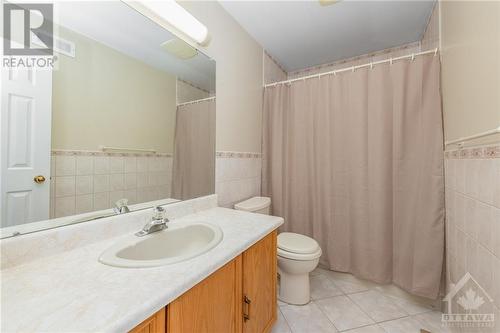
[242,231,277,333]
[167,256,242,333]
[129,308,165,333]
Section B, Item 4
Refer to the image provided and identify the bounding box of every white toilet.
[235,197,322,305]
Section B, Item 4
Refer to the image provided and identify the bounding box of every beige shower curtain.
[172,99,215,200]
[262,54,444,299]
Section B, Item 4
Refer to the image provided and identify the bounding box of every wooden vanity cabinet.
[139,230,277,333]
[130,308,166,333]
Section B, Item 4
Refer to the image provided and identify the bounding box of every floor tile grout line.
[312,299,342,332]
[345,290,410,325]
[276,306,293,333]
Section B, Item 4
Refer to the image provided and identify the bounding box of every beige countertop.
[0,198,283,332]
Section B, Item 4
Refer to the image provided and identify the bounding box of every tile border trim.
[53,150,261,159]
[216,151,261,158]
[444,144,500,159]
[52,149,172,157]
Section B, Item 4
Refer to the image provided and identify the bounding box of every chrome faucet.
[113,199,130,215]
[135,206,169,237]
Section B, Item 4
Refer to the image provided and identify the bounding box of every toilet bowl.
[234,197,322,305]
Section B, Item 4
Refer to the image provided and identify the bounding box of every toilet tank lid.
[278,232,320,254]
[234,196,271,211]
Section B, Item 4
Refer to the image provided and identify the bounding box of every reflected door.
[1,66,52,227]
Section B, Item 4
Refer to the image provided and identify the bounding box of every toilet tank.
[234,197,271,215]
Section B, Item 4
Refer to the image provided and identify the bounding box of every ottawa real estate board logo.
[3,2,55,68]
[442,272,495,329]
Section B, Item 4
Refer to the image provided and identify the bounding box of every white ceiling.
[54,1,215,92]
[220,0,436,71]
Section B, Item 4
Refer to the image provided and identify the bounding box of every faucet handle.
[152,206,166,220]
[115,198,128,209]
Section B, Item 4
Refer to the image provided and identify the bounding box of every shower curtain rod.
[177,96,215,107]
[264,48,439,88]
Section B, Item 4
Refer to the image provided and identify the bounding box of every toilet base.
[278,268,311,305]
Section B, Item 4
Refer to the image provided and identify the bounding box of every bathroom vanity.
[131,230,277,333]
[0,196,283,332]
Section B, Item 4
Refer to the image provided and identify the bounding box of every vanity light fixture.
[126,0,209,45]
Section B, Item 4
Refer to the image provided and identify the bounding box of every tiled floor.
[273,268,450,333]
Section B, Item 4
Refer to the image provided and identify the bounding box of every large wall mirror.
[1,1,216,238]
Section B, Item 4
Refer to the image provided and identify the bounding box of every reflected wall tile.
[75,194,93,214]
[137,157,148,173]
[122,189,137,205]
[93,192,109,211]
[136,173,148,188]
[124,157,137,173]
[93,175,109,193]
[124,173,137,190]
[55,196,75,218]
[109,190,124,207]
[109,156,124,174]
[55,155,76,176]
[109,174,124,191]
[93,156,109,174]
[55,176,75,197]
[75,175,93,195]
[76,156,93,175]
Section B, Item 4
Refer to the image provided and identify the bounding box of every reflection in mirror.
[0,1,216,238]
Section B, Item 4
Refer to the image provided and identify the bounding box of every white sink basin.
[99,222,223,268]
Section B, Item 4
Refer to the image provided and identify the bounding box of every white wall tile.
[215,156,262,208]
[446,153,500,318]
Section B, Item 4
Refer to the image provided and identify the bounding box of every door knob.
[34,175,46,183]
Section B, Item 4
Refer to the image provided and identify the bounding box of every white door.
[1,65,52,227]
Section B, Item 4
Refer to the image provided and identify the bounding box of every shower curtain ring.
[411,53,415,61]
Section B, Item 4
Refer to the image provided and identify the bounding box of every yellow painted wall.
[440,0,500,143]
[52,26,177,153]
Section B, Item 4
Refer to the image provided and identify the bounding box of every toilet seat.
[277,232,322,261]
[278,247,322,260]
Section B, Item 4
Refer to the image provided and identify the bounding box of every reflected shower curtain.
[172,99,215,200]
[262,55,444,298]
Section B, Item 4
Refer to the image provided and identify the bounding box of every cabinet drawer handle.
[243,295,251,322]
